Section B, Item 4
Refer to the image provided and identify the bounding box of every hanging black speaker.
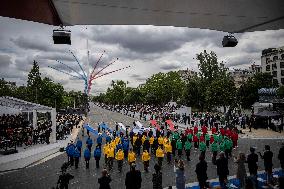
[222,35,238,47]
[53,29,71,45]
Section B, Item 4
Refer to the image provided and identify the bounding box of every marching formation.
[62,117,284,189]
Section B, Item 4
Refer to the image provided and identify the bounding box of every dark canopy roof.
[1,0,284,33]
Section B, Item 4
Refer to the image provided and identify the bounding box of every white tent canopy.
[0,96,53,112]
[0,96,57,143]
[1,0,284,33]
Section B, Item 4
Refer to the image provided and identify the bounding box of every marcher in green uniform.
[219,141,225,152]
[197,132,201,140]
[210,141,219,165]
[173,132,180,140]
[184,140,192,161]
[205,133,210,147]
[224,137,232,159]
[176,139,183,157]
[218,134,223,143]
[199,141,207,157]
[213,134,219,143]
[187,133,193,142]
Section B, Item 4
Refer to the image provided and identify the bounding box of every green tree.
[124,88,144,105]
[27,60,42,103]
[39,77,64,108]
[142,71,185,105]
[185,50,235,110]
[197,50,227,84]
[0,78,13,97]
[205,77,236,110]
[182,76,205,109]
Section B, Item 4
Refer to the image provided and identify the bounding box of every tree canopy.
[0,60,88,110]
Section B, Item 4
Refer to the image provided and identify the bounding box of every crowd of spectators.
[0,112,83,151]
[56,113,83,140]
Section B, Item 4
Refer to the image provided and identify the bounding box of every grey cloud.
[159,61,182,70]
[36,52,74,62]
[0,67,26,79]
[10,36,67,53]
[242,43,263,54]
[130,74,148,81]
[15,55,38,72]
[0,54,26,81]
[91,26,225,54]
[226,54,259,67]
[0,54,12,68]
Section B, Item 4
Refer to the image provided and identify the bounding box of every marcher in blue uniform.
[97,134,103,147]
[76,138,82,156]
[116,142,123,152]
[106,135,111,143]
[86,136,93,151]
[94,145,102,168]
[123,137,129,158]
[73,147,80,169]
[66,142,75,166]
[84,146,91,169]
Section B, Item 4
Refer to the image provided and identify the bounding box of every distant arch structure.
[1,0,284,33]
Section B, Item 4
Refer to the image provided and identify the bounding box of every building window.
[266,58,270,63]
[282,70,284,76]
[281,54,284,60]
[281,62,284,68]
[273,56,278,61]
[273,79,279,85]
[266,65,270,71]
[282,78,284,85]
[273,71,277,77]
[272,63,277,70]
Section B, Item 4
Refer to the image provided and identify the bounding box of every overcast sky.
[0,16,284,95]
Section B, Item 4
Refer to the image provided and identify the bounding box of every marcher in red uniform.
[211,127,217,134]
[200,135,205,142]
[231,131,238,149]
[189,128,193,135]
[220,127,225,136]
[201,125,207,134]
[194,126,198,135]
[210,135,214,144]
[225,128,232,138]
[185,127,190,135]
[193,135,199,149]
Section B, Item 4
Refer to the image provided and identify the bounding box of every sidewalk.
[240,128,284,139]
[0,119,84,173]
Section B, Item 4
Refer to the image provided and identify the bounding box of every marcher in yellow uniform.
[164,141,172,164]
[163,137,169,145]
[158,136,164,147]
[110,141,116,149]
[132,134,138,146]
[149,136,154,145]
[107,146,115,170]
[156,146,164,167]
[115,136,120,145]
[142,135,146,145]
[103,143,109,166]
[149,136,155,153]
[142,150,150,172]
[115,149,124,172]
[128,148,136,165]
